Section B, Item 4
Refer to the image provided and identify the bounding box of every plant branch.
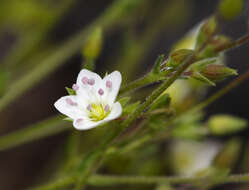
[119,73,164,95]
[215,33,249,52]
[31,173,249,190]
[183,68,249,116]
[0,116,69,151]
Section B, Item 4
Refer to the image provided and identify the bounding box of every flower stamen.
[88,78,95,85]
[82,77,88,85]
[98,88,104,95]
[88,104,110,121]
[106,80,112,88]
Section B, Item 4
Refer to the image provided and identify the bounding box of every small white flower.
[170,140,222,176]
[54,69,122,130]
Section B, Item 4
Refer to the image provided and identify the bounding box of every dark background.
[0,0,248,189]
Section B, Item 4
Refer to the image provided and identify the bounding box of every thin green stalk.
[119,73,165,95]
[187,68,249,114]
[89,173,249,186]
[30,173,249,190]
[2,0,76,68]
[215,33,249,52]
[0,0,147,112]
[0,116,69,151]
[56,131,81,176]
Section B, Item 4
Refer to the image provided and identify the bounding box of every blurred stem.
[30,173,249,190]
[182,68,249,118]
[83,59,96,70]
[57,131,81,175]
[116,0,190,80]
[0,0,147,112]
[119,73,166,95]
[0,116,69,151]
[2,0,76,68]
[215,33,249,52]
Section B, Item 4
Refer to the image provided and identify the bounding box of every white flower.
[54,69,122,130]
[170,140,222,176]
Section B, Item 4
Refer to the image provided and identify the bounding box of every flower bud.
[198,35,231,58]
[211,35,231,48]
[208,114,247,135]
[167,49,194,68]
[191,60,238,85]
[82,27,103,60]
[218,0,244,20]
[200,64,237,82]
[196,16,217,48]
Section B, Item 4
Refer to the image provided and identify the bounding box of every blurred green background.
[0,0,249,190]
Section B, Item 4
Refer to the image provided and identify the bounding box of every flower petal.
[76,69,103,104]
[104,102,122,121]
[73,119,106,130]
[54,96,82,119]
[103,71,122,105]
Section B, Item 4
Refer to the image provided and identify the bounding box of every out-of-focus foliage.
[0,0,248,190]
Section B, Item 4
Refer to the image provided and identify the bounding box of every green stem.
[2,0,76,68]
[215,33,249,52]
[30,173,249,190]
[89,173,249,186]
[119,73,164,95]
[183,67,249,116]
[0,116,69,151]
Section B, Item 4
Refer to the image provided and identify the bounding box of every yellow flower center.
[88,104,110,121]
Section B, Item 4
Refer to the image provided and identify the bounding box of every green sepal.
[191,72,216,86]
[196,16,217,48]
[152,54,165,74]
[63,117,73,122]
[167,49,194,68]
[198,35,231,59]
[190,57,218,71]
[65,87,76,95]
